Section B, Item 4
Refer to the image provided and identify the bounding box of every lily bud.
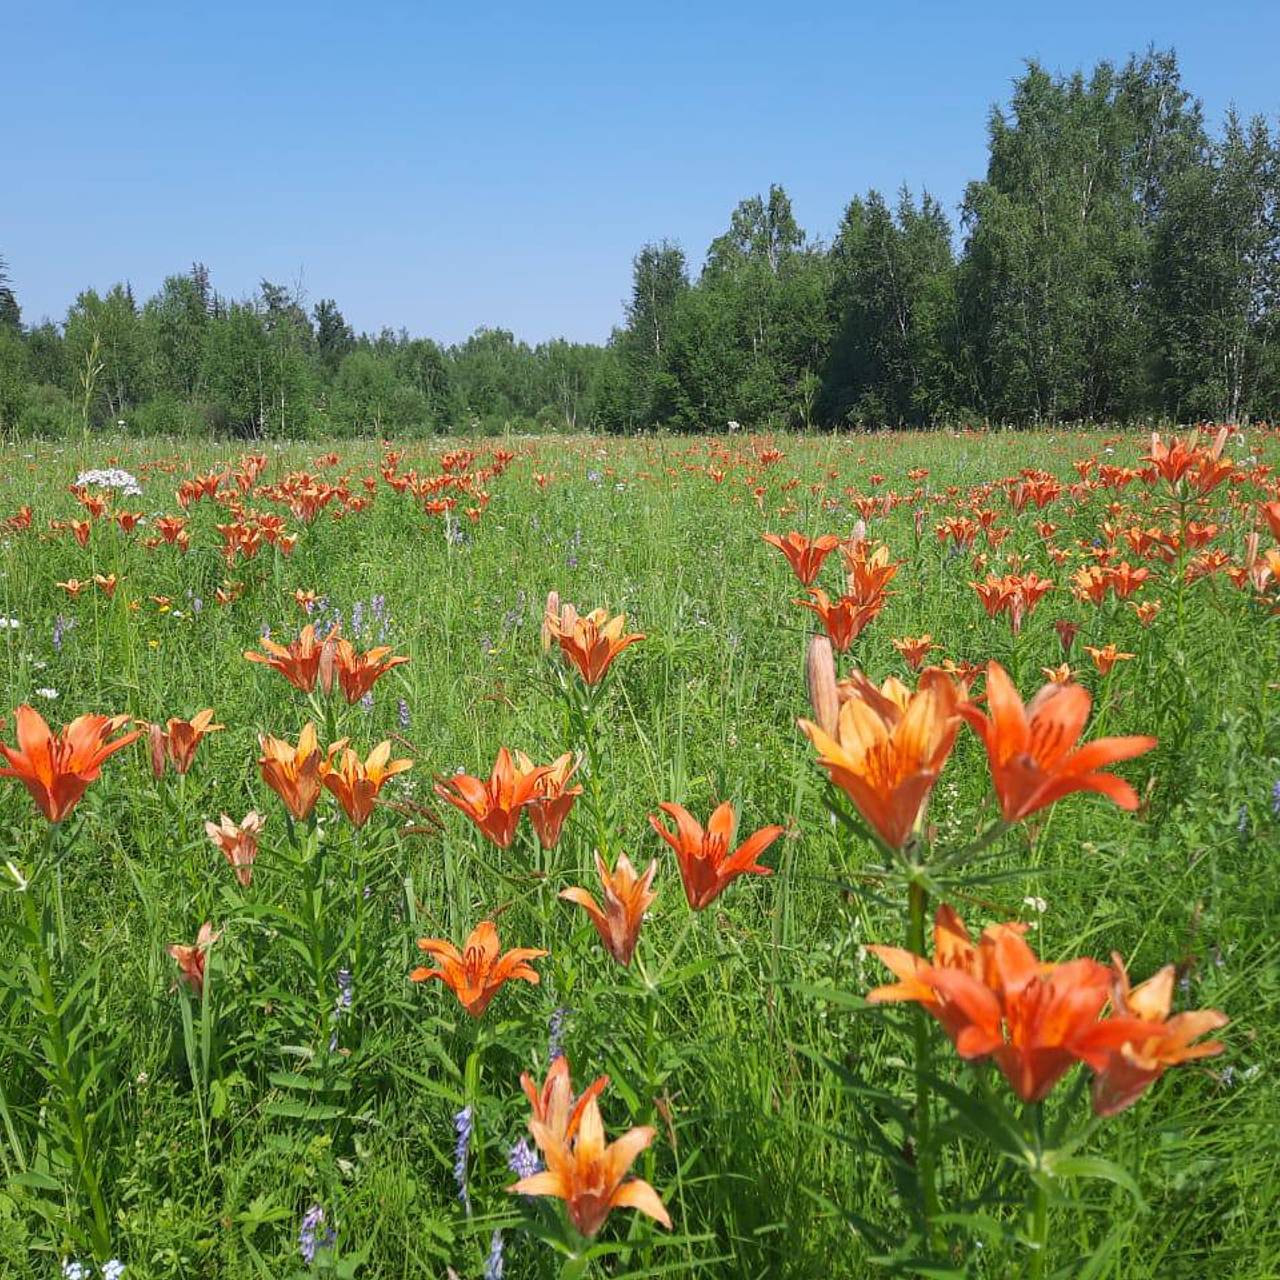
[148,722,167,779]
[541,590,560,652]
[806,634,840,736]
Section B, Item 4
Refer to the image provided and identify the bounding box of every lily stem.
[1028,1103,1049,1279]
[24,827,112,1258]
[907,876,941,1249]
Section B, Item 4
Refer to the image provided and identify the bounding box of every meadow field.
[0,428,1276,1280]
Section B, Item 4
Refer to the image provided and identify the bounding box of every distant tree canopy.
[2,49,1278,436]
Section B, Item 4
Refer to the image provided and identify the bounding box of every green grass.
[0,429,1277,1279]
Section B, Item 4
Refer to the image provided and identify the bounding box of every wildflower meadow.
[0,427,1277,1279]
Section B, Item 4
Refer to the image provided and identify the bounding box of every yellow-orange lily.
[1087,955,1228,1117]
[798,669,961,849]
[546,607,645,685]
[560,850,658,966]
[146,708,224,776]
[320,739,412,827]
[509,1077,671,1238]
[258,723,325,820]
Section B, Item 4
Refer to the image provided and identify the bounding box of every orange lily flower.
[1053,618,1080,653]
[515,750,583,849]
[959,662,1156,823]
[168,922,220,998]
[546,607,645,685]
[153,515,187,544]
[795,587,881,652]
[409,919,546,1017]
[1070,565,1110,606]
[56,578,87,598]
[1145,426,1232,495]
[936,657,982,694]
[520,1056,610,1146]
[649,801,781,910]
[205,811,264,887]
[320,739,412,827]
[867,906,1156,1103]
[1131,600,1161,627]
[331,638,410,704]
[93,572,119,598]
[0,705,142,823]
[509,1089,671,1238]
[1106,561,1150,600]
[1261,499,1280,543]
[762,531,841,586]
[244,624,334,693]
[560,851,658,966]
[258,723,325,820]
[841,541,901,603]
[892,634,936,671]
[797,669,961,849]
[1041,663,1073,685]
[1085,955,1228,1117]
[434,747,550,848]
[147,708,224,776]
[865,903,981,1045]
[1084,643,1135,675]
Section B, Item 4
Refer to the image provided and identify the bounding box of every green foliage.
[0,254,20,330]
[0,326,29,432]
[822,189,957,426]
[0,428,1274,1278]
[331,350,429,436]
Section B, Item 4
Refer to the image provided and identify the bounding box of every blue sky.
[6,1,1279,344]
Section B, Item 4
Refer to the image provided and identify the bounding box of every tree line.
[2,49,1278,436]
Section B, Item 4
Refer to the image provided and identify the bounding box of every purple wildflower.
[453,1105,473,1215]
[484,1229,505,1280]
[548,1006,570,1063]
[398,698,411,730]
[51,611,73,650]
[1272,779,1280,818]
[508,1137,542,1181]
[299,1204,335,1264]
[329,969,354,1051]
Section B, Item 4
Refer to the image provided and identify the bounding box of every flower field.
[0,428,1277,1279]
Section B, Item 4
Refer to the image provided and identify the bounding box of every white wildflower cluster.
[74,468,142,496]
[62,1259,125,1279]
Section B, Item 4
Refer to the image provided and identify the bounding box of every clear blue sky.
[6,0,1279,345]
